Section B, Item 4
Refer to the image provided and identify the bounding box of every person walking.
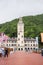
[4,48,8,57]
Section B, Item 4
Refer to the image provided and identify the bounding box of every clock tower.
[17,17,24,50]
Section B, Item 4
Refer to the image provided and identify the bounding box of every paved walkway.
[0,51,43,65]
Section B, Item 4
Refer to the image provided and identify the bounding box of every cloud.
[0,0,43,24]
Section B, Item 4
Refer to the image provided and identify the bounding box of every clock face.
[19,27,22,30]
[19,25,23,29]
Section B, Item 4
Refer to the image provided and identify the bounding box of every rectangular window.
[33,41,35,43]
[33,44,35,46]
[14,44,16,46]
[21,35,23,37]
[25,41,26,43]
[21,41,23,43]
[25,44,27,46]
[31,41,32,43]
[9,44,10,46]
[12,44,14,46]
[6,44,8,46]
[18,44,20,46]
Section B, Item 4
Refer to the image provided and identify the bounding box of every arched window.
[28,48,29,50]
[18,48,20,50]
[21,48,23,50]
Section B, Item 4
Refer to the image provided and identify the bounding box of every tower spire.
[19,17,22,21]
[19,17,23,23]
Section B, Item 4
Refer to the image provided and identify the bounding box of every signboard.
[41,33,43,43]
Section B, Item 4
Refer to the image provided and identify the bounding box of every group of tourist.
[0,48,8,57]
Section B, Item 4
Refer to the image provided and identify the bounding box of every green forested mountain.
[0,14,43,39]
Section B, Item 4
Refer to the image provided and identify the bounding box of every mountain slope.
[0,14,43,38]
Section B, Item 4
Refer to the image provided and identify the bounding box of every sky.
[0,0,43,24]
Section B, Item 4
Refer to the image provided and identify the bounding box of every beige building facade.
[0,18,38,52]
